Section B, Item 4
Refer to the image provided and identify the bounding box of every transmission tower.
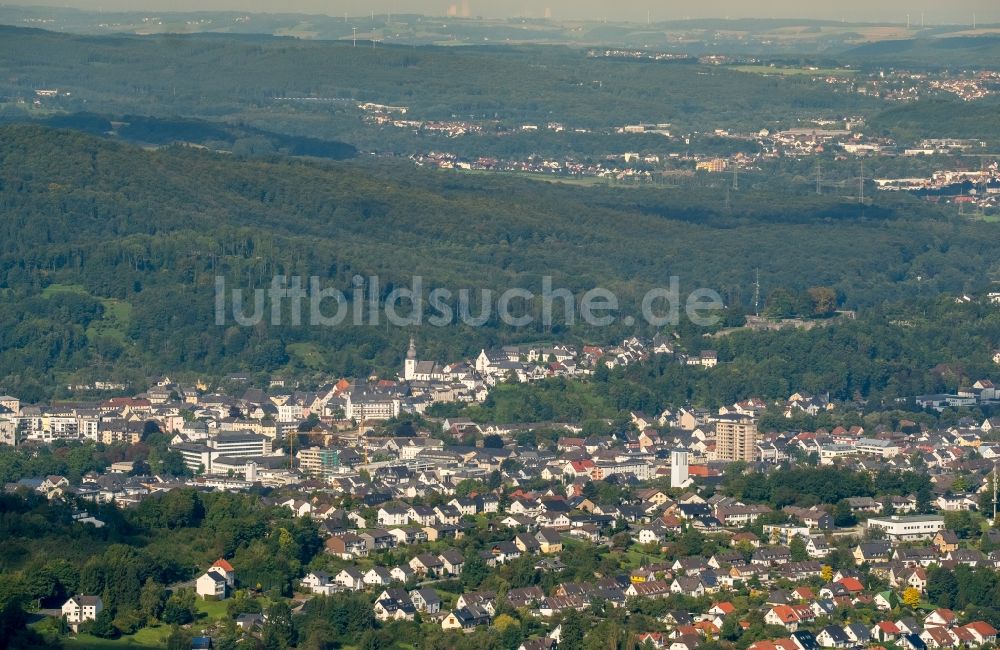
[753,268,761,317]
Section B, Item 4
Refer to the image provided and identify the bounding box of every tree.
[262,601,295,649]
[298,413,320,431]
[139,578,165,622]
[944,511,982,540]
[559,610,587,650]
[903,587,921,608]
[166,625,193,650]
[357,629,382,650]
[161,589,196,625]
[86,607,120,639]
[583,620,625,650]
[493,614,517,632]
[764,288,802,319]
[821,565,833,582]
[483,434,504,449]
[720,616,742,642]
[833,500,856,527]
[462,550,489,589]
[789,536,808,562]
[807,286,838,316]
[611,532,632,551]
[926,566,959,609]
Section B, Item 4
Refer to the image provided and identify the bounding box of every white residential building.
[62,595,103,625]
[866,515,945,542]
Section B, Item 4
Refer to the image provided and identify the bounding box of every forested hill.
[0,124,998,399]
[840,36,1000,68]
[0,25,878,132]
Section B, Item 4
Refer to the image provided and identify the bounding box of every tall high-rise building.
[670,448,690,488]
[715,415,758,462]
[296,447,341,478]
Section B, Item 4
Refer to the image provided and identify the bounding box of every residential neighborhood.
[4,329,1000,648]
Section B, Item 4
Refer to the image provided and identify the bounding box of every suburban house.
[196,569,228,600]
[302,571,339,595]
[195,560,235,600]
[62,595,103,629]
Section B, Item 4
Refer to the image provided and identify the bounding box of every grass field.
[286,342,328,370]
[620,546,666,570]
[40,282,133,341]
[194,597,230,622]
[455,167,653,188]
[40,283,90,297]
[62,625,171,649]
[730,65,857,77]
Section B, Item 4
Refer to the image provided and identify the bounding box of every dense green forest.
[841,36,1000,69]
[0,25,996,163]
[0,25,880,136]
[868,99,1000,144]
[0,125,998,400]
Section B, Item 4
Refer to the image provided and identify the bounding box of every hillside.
[0,125,998,399]
[0,25,878,134]
[840,35,1000,68]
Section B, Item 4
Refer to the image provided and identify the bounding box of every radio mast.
[753,268,761,317]
[993,464,998,521]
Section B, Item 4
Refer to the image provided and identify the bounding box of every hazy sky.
[15,0,1000,24]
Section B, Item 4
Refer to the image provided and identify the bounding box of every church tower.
[404,337,417,381]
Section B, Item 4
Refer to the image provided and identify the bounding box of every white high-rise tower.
[670,448,690,488]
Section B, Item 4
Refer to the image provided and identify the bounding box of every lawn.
[40,283,90,297]
[62,625,171,649]
[194,596,231,623]
[620,546,666,570]
[730,65,857,77]
[457,168,632,188]
[287,342,328,370]
[40,282,133,340]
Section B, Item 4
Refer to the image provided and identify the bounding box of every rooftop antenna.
[753,268,761,317]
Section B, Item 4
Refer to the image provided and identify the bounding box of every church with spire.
[402,337,446,382]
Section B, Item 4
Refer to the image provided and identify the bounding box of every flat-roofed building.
[715,415,758,462]
[866,515,945,542]
[207,430,271,457]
